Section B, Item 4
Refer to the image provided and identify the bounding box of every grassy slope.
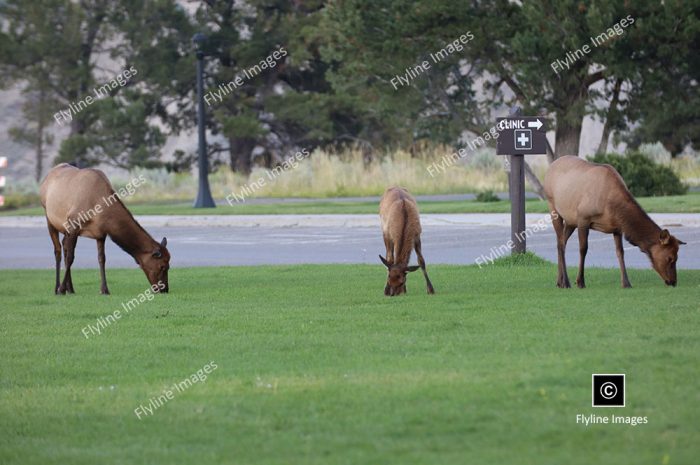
[1,261,699,465]
[2,192,699,216]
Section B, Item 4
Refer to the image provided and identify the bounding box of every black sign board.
[496,117,548,155]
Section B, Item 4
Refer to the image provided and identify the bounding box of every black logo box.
[592,374,625,407]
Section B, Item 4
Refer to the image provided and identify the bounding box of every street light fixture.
[192,32,216,208]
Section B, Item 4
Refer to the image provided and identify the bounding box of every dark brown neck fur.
[105,198,158,259]
[616,193,661,254]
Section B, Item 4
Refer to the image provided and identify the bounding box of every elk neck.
[615,194,661,255]
[105,200,159,260]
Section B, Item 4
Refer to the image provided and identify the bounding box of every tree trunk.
[554,114,583,158]
[596,78,623,155]
[229,137,255,175]
[35,87,46,182]
[524,161,546,199]
[552,68,596,159]
[36,121,43,182]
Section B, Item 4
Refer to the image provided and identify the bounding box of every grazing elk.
[379,187,435,296]
[40,164,170,295]
[544,156,685,288]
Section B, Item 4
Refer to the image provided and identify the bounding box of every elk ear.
[160,237,167,248]
[406,265,420,272]
[379,255,391,268]
[660,229,671,245]
[678,239,687,245]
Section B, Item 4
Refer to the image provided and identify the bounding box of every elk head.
[649,229,685,286]
[137,237,170,292]
[380,255,419,296]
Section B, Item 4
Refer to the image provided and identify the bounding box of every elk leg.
[59,233,78,294]
[66,240,76,293]
[47,223,62,294]
[383,234,392,295]
[97,237,110,295]
[414,238,435,294]
[551,211,574,288]
[614,232,632,288]
[559,225,576,288]
[65,238,75,293]
[576,226,589,289]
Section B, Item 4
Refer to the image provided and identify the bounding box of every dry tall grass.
[223,147,509,198]
[6,146,698,206]
[121,146,700,202]
[123,146,511,202]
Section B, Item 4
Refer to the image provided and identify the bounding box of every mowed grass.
[2,192,699,216]
[1,261,699,465]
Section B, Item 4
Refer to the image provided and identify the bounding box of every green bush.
[0,193,41,210]
[491,251,551,267]
[475,190,501,202]
[590,152,688,197]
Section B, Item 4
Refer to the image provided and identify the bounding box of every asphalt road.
[1,214,699,271]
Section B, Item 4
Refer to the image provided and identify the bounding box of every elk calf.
[379,187,435,296]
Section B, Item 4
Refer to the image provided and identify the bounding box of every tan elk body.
[40,163,170,294]
[379,187,435,296]
[544,156,684,288]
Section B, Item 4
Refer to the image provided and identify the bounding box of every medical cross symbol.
[514,129,532,150]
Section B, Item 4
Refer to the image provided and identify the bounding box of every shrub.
[491,251,551,267]
[0,192,41,210]
[469,149,502,172]
[590,152,688,197]
[637,142,672,164]
[475,190,500,202]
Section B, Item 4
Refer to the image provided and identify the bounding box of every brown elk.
[40,164,170,295]
[379,187,435,296]
[544,156,685,288]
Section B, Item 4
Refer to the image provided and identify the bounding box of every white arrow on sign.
[527,119,543,130]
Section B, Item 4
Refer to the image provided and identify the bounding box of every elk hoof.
[576,281,586,289]
[100,288,110,295]
[427,286,435,295]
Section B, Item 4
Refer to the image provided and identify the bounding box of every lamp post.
[192,32,216,208]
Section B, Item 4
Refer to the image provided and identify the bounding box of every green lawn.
[1,260,699,464]
[2,192,699,216]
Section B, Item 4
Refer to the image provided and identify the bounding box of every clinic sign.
[495,108,547,255]
[496,117,548,155]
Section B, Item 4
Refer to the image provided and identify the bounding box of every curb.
[1,213,698,229]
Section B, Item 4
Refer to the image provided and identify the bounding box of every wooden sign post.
[496,107,548,254]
